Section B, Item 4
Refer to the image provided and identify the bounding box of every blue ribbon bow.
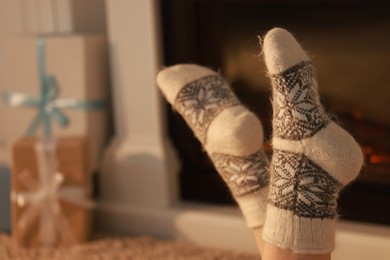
[2,37,106,137]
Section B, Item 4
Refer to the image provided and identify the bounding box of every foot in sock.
[157,64,269,229]
[261,28,364,253]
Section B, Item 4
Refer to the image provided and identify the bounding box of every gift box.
[21,0,106,34]
[0,165,11,232]
[11,136,93,246]
[0,35,109,171]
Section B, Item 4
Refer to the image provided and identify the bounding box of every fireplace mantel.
[97,0,390,258]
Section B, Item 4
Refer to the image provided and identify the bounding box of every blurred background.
[0,0,390,258]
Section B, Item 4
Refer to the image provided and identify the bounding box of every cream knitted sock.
[157,64,269,229]
[261,28,364,253]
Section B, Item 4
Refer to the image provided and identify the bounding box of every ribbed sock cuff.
[234,187,269,229]
[262,204,336,254]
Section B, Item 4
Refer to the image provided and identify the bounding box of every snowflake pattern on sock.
[211,150,270,197]
[268,149,341,218]
[174,74,240,144]
[272,61,330,140]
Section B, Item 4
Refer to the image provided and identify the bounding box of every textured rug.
[0,233,259,259]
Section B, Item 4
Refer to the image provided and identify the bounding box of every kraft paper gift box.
[0,35,109,171]
[0,165,11,233]
[11,136,92,246]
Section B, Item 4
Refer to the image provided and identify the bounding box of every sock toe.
[263,28,310,74]
[156,64,216,104]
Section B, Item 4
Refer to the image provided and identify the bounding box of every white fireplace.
[96,0,390,259]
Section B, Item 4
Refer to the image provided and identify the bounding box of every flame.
[370,154,390,164]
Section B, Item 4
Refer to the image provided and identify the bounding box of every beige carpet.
[0,233,259,259]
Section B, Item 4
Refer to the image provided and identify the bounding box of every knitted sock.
[261,28,364,253]
[157,64,269,229]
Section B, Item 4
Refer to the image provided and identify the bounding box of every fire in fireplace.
[161,0,390,225]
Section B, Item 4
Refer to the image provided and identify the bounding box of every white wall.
[0,0,24,163]
[99,0,180,209]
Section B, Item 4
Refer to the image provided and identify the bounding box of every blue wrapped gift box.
[0,165,11,233]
